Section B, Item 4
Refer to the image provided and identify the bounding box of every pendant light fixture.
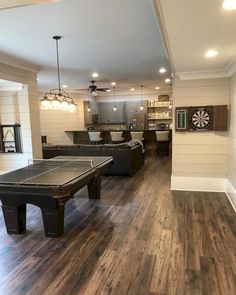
[140,85,144,111]
[40,36,76,112]
[87,101,91,112]
[113,87,117,112]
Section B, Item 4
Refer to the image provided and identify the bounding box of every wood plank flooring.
[0,156,235,295]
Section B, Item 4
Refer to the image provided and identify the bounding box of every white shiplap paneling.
[40,100,85,144]
[171,77,230,191]
[226,73,236,208]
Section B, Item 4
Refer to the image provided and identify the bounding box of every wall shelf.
[148,118,173,120]
[0,124,22,153]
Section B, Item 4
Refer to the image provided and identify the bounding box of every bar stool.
[110,132,125,143]
[155,131,169,156]
[88,132,103,144]
[130,131,144,142]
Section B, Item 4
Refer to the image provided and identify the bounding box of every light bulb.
[223,0,236,10]
[159,67,166,74]
[140,105,144,111]
[41,96,51,110]
[51,97,61,110]
[92,72,99,78]
[68,103,76,112]
[205,49,218,58]
[113,105,117,112]
[87,106,91,112]
[61,100,69,111]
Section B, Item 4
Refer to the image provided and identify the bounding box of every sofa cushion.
[79,144,103,150]
[103,143,129,149]
[59,145,80,149]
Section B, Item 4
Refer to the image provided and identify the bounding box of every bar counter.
[65,129,172,144]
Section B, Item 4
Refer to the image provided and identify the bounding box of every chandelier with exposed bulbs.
[40,36,76,112]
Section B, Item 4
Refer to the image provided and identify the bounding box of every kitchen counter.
[65,129,172,144]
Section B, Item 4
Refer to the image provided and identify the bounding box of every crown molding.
[0,52,40,74]
[152,0,175,74]
[175,56,236,80]
[0,0,55,10]
[225,58,236,77]
[176,69,229,80]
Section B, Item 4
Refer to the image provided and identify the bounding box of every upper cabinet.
[99,102,126,124]
[84,101,99,125]
[126,100,147,114]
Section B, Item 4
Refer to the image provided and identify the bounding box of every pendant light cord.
[53,36,62,94]
[140,85,143,103]
[113,87,116,105]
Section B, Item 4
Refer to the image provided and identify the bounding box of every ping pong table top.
[0,156,112,186]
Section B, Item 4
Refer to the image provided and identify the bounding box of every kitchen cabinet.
[99,102,126,123]
[84,101,99,125]
[126,100,147,114]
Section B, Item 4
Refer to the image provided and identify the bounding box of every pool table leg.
[87,176,102,199]
[41,206,65,238]
[2,204,26,234]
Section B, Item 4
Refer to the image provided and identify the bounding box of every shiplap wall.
[171,77,230,191]
[0,64,42,173]
[0,87,40,172]
[226,73,236,209]
[40,100,85,144]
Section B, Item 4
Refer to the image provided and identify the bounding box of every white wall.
[0,63,41,173]
[171,77,230,192]
[226,73,236,210]
[40,99,85,144]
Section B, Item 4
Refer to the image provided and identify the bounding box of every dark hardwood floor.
[0,156,235,295]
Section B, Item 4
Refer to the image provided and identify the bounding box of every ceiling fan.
[76,81,110,96]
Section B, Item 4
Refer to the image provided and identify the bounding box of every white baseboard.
[171,176,226,192]
[171,176,236,213]
[225,180,236,212]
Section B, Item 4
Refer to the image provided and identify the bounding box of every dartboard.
[189,108,212,130]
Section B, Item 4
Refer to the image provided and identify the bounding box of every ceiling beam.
[0,0,57,10]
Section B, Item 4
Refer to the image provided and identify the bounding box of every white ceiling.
[157,0,236,75]
[0,0,171,94]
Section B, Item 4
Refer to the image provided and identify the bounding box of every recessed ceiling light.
[205,49,218,58]
[92,72,99,78]
[106,89,111,92]
[62,84,68,88]
[223,0,236,10]
[159,67,166,74]
[130,88,135,91]
[111,82,116,86]
[155,86,160,90]
[165,78,171,83]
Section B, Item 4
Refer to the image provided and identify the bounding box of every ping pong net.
[28,158,95,168]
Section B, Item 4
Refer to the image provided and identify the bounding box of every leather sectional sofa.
[42,142,144,176]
